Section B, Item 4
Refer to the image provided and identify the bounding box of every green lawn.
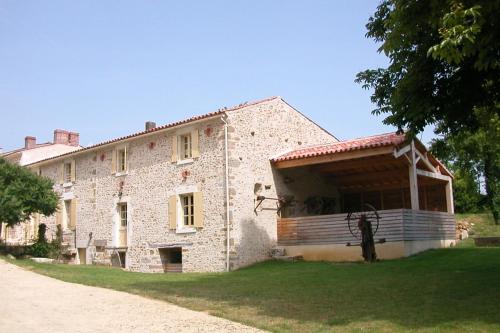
[5,246,500,333]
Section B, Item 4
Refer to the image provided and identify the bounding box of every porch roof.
[271,132,451,178]
[272,132,406,163]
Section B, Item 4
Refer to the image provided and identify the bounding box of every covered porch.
[270,132,456,261]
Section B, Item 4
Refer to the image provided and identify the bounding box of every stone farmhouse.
[1,130,81,243]
[1,97,456,272]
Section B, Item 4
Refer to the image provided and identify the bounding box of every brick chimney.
[145,121,156,131]
[53,129,69,145]
[25,136,36,149]
[68,132,80,146]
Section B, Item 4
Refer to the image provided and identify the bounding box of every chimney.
[25,136,36,149]
[53,129,69,145]
[145,121,156,131]
[68,132,80,146]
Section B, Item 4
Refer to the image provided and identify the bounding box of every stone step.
[270,247,286,257]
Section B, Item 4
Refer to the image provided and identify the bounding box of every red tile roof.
[272,132,407,162]
[27,96,280,166]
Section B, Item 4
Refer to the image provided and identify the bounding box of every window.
[64,200,72,229]
[180,194,194,226]
[64,162,72,183]
[179,134,192,160]
[117,149,127,172]
[119,203,128,227]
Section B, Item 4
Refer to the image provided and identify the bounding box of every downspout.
[221,115,231,272]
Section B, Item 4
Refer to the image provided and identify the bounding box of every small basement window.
[159,248,182,273]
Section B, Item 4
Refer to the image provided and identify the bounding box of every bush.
[29,241,53,258]
[28,223,63,258]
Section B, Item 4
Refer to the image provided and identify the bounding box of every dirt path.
[0,259,264,333]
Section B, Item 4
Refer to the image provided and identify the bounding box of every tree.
[430,136,487,214]
[0,157,59,239]
[356,0,500,222]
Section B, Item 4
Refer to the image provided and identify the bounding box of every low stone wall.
[474,237,500,247]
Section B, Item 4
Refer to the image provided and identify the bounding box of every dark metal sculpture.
[346,204,385,262]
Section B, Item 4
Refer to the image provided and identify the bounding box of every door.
[118,203,128,247]
[78,248,86,265]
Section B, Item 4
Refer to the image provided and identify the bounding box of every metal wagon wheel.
[346,203,380,240]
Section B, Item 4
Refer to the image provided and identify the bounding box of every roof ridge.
[286,131,401,151]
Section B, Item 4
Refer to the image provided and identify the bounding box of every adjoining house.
[0,130,81,244]
[2,97,455,272]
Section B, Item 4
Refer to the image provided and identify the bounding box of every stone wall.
[37,117,228,272]
[27,97,339,272]
[226,98,337,269]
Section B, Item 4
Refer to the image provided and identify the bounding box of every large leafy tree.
[0,157,59,238]
[356,0,500,222]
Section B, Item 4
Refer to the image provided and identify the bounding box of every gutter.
[221,115,231,272]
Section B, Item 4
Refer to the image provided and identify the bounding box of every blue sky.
[0,1,435,151]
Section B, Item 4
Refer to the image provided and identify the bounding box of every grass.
[4,247,500,333]
[4,213,500,332]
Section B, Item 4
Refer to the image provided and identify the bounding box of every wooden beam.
[330,169,408,186]
[273,146,394,169]
[408,140,420,210]
[314,157,406,174]
[415,149,437,173]
[416,169,451,182]
[445,179,454,214]
[393,144,411,158]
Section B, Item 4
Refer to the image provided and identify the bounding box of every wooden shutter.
[70,199,77,230]
[124,146,128,172]
[59,163,64,184]
[191,129,200,158]
[168,195,177,230]
[193,192,204,228]
[56,202,63,225]
[111,149,117,174]
[171,136,178,162]
[70,160,76,182]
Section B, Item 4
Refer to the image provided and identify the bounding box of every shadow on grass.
[127,248,500,331]
[7,247,500,332]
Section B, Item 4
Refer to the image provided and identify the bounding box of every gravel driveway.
[0,259,264,333]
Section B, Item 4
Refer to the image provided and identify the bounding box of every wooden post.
[408,140,420,210]
[445,179,454,214]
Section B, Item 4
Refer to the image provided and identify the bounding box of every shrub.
[29,241,52,258]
